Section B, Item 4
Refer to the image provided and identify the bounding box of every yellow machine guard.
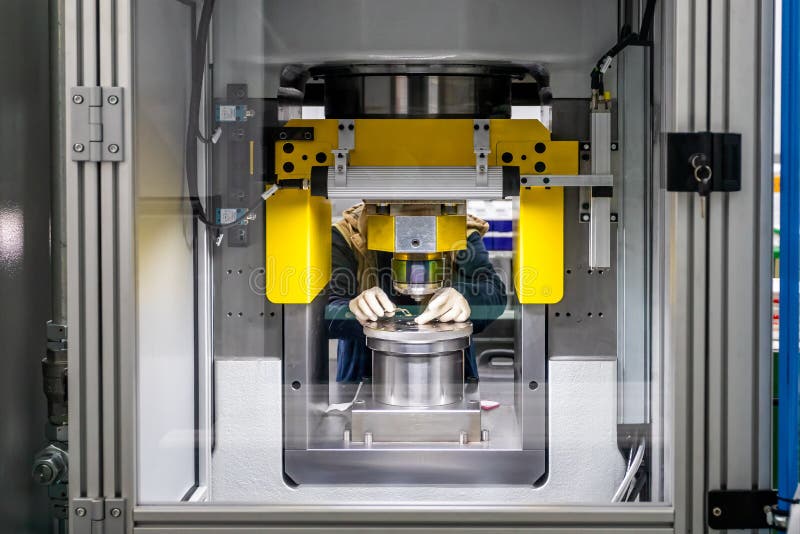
[514,187,565,304]
[265,188,331,304]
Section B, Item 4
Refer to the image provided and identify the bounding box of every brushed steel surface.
[365,319,472,407]
[284,449,544,485]
[363,318,473,343]
[351,396,481,442]
[372,350,464,407]
[312,68,518,119]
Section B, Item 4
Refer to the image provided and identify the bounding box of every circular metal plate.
[363,317,472,343]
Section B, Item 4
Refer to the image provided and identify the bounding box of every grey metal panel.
[514,303,546,451]
[617,42,650,425]
[285,449,544,485]
[283,296,329,451]
[549,189,617,359]
[0,0,52,531]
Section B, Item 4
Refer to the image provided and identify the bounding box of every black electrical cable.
[590,0,658,96]
[184,0,267,229]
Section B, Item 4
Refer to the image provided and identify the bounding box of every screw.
[76,507,87,517]
[108,144,120,154]
[582,143,590,150]
[610,213,619,222]
[712,507,722,517]
[72,94,84,104]
[110,508,121,518]
[73,143,85,153]
[580,213,591,222]
[611,142,619,151]
[107,95,119,105]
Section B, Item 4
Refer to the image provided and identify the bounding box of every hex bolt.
[712,507,722,517]
[73,143,85,153]
[110,508,122,518]
[72,94,84,104]
[33,464,54,484]
[107,95,119,105]
[108,144,120,154]
[75,507,87,517]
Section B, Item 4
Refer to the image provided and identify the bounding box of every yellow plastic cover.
[514,186,564,304]
[265,188,331,303]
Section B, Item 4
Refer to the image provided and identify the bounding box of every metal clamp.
[332,119,355,185]
[70,86,124,162]
[473,119,491,186]
[332,150,349,186]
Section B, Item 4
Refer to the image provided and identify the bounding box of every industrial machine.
[56,0,776,532]
[269,63,614,484]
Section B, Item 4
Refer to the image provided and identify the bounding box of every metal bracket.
[589,109,613,269]
[332,150,349,186]
[707,490,780,530]
[73,498,126,534]
[70,87,124,162]
[337,119,355,149]
[666,132,742,193]
[474,119,491,186]
[332,120,355,185]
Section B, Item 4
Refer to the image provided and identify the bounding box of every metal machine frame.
[64,0,774,531]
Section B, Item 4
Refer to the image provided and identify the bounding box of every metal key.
[691,154,713,218]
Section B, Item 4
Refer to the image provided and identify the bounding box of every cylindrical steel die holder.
[364,320,472,407]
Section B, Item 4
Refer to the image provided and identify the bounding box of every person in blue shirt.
[326,203,507,382]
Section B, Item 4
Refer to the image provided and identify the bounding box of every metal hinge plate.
[70,86,124,162]
[73,497,126,534]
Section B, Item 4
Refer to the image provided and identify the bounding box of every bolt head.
[110,508,122,518]
[580,213,591,222]
[33,464,54,484]
[108,144,120,154]
[107,95,119,105]
[712,507,722,517]
[76,507,87,517]
[73,143,85,153]
[582,143,590,150]
[611,142,619,151]
[72,94,84,104]
[610,213,619,222]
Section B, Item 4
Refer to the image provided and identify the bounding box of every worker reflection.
[326,203,507,382]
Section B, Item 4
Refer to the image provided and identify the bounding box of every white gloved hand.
[414,287,470,325]
[349,286,396,324]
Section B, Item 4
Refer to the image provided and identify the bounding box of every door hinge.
[707,489,784,530]
[72,497,126,534]
[70,86,124,162]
